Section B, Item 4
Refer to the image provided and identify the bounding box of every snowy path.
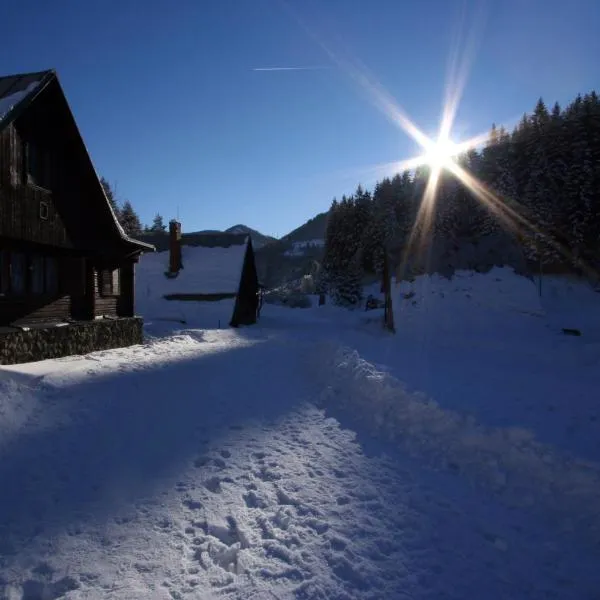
[1,326,600,598]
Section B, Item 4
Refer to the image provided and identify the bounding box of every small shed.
[137,221,259,327]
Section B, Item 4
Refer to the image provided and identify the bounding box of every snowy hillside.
[1,268,599,598]
[224,225,276,248]
[283,238,324,257]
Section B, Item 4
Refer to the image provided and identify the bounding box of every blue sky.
[1,0,598,237]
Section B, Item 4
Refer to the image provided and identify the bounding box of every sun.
[423,137,458,169]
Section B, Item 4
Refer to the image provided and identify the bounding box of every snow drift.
[309,341,600,539]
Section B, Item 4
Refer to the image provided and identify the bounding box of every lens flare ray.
[281,0,581,271]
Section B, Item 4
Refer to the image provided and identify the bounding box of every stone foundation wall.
[0,317,143,365]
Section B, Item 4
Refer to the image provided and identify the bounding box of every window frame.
[0,251,60,298]
[99,268,121,297]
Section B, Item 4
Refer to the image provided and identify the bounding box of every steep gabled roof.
[0,69,153,253]
[137,236,250,296]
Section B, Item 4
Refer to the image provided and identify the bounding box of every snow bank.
[540,276,600,338]
[391,267,543,324]
[310,341,600,538]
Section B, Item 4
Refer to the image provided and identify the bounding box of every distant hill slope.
[281,211,329,244]
[254,211,330,288]
[225,225,277,248]
[138,224,277,252]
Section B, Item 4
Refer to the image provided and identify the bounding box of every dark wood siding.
[0,295,71,325]
[0,248,76,326]
[0,124,71,247]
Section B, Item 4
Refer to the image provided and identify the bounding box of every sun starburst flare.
[280,0,581,275]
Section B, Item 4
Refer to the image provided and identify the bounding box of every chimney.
[169,219,182,275]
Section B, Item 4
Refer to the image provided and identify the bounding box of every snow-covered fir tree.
[332,249,363,307]
[150,213,167,233]
[120,201,143,237]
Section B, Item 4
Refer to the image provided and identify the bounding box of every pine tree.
[321,199,343,295]
[332,250,363,307]
[120,201,143,237]
[100,177,121,221]
[315,261,328,305]
[564,95,595,264]
[520,99,560,263]
[150,213,167,233]
[366,179,397,274]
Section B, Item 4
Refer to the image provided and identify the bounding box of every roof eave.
[122,235,156,252]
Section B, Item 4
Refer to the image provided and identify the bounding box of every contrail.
[252,66,330,71]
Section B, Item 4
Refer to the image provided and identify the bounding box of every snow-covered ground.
[1,268,599,599]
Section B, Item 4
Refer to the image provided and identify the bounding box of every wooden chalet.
[0,69,154,364]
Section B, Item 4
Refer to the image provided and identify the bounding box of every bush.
[264,290,312,308]
[299,274,316,294]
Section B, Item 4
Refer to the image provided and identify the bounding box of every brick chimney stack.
[169,219,182,275]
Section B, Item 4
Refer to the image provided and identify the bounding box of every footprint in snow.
[18,576,80,599]
[193,456,210,468]
[204,477,222,493]
[183,498,203,511]
[244,490,268,509]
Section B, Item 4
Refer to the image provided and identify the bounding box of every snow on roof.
[0,81,39,122]
[137,241,248,297]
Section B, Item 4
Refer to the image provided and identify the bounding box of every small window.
[112,268,120,295]
[10,252,26,295]
[31,255,44,294]
[40,201,49,220]
[99,268,120,296]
